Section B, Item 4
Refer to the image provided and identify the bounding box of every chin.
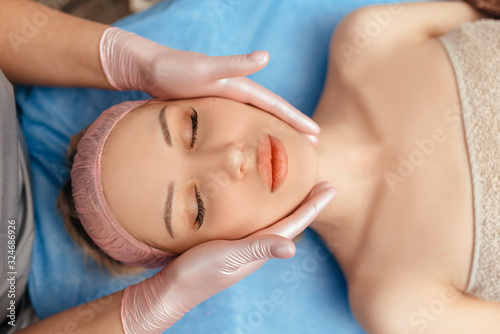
[280,131,319,215]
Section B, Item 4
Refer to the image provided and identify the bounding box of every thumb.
[203,51,269,81]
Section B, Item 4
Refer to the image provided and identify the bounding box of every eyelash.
[194,185,205,230]
[190,108,198,148]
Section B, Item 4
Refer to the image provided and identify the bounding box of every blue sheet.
[16,0,415,332]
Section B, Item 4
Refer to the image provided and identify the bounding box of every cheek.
[287,136,318,195]
[205,107,270,143]
[204,188,279,240]
[209,186,301,241]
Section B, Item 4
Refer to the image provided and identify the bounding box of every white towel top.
[440,19,500,302]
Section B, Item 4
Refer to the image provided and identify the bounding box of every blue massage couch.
[15,0,416,333]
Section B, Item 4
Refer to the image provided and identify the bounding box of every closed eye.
[194,185,205,230]
[190,107,198,148]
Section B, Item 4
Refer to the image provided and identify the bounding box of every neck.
[310,118,385,262]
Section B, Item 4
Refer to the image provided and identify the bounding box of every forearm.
[16,289,125,334]
[0,0,113,89]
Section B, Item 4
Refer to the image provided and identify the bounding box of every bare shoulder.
[330,3,406,69]
[329,2,483,80]
[348,277,500,334]
[347,275,450,333]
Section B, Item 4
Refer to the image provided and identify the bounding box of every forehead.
[100,102,170,233]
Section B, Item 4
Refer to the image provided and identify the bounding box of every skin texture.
[0,0,110,88]
[101,98,318,253]
[307,2,500,334]
[101,4,500,333]
[21,2,499,333]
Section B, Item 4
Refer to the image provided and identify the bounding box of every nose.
[187,145,245,181]
[222,145,245,180]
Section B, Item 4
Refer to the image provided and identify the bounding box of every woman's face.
[101,97,318,254]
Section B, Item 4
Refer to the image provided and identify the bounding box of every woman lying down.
[58,1,500,333]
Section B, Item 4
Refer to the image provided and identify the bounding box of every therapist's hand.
[99,27,319,143]
[120,182,337,334]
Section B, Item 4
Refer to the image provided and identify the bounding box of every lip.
[257,135,288,192]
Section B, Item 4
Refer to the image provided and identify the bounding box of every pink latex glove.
[99,27,319,144]
[121,182,337,333]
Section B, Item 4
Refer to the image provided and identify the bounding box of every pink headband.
[71,100,174,269]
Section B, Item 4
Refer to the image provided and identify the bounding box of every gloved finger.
[252,183,337,239]
[217,235,295,278]
[302,133,319,146]
[301,181,333,204]
[217,76,320,135]
[227,234,296,268]
[202,51,269,81]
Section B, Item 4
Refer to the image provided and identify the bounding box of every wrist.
[120,269,187,334]
[99,27,160,92]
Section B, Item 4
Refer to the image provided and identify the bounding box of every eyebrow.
[159,105,171,146]
[164,181,174,238]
